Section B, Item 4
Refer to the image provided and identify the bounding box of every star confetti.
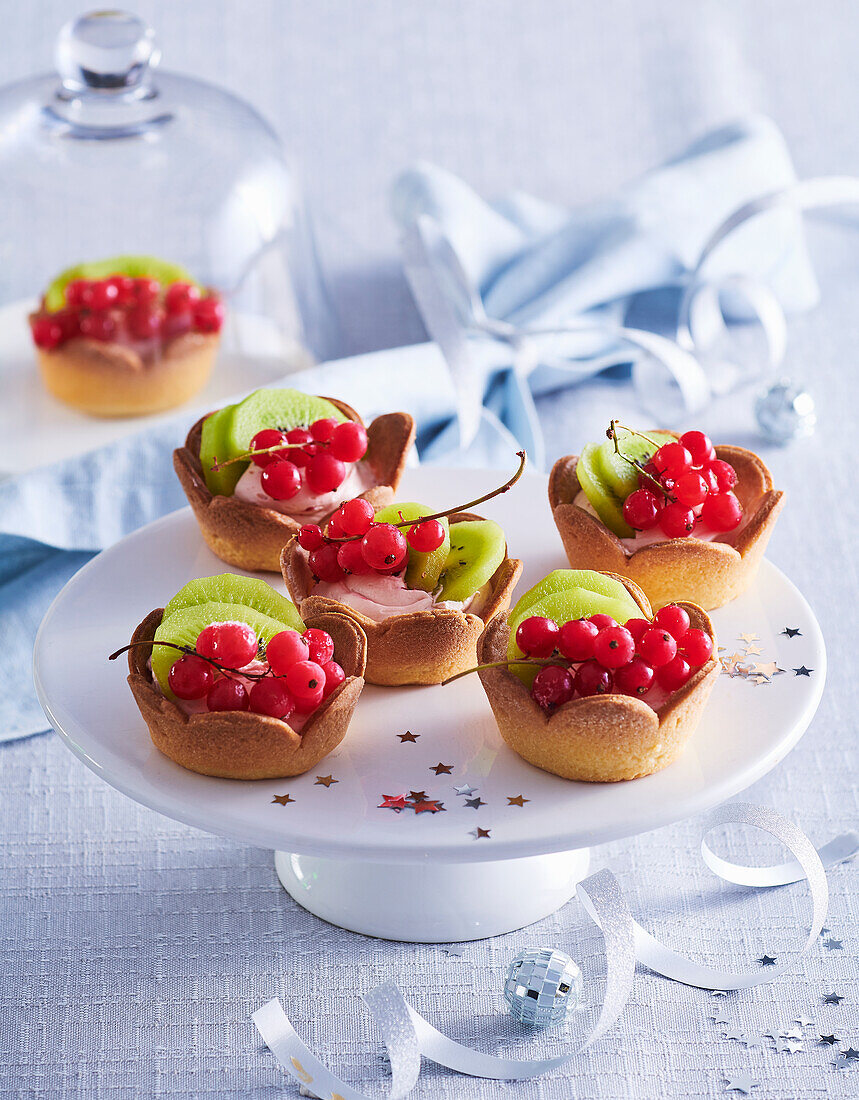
[713,1010,733,1025]
[724,1071,758,1094]
[507,795,530,806]
[464,797,485,810]
[409,791,428,802]
[315,775,338,787]
[744,644,763,656]
[739,633,759,645]
[753,661,782,678]
[398,731,419,742]
[710,990,729,997]
[823,993,845,1005]
[430,762,453,775]
[781,627,802,638]
[843,1047,859,1061]
[743,1034,763,1049]
[724,1027,745,1041]
[757,955,777,967]
[470,827,491,840]
[776,1039,802,1054]
[781,1028,802,1040]
[824,938,844,951]
[795,1016,814,1028]
[452,784,477,797]
[793,666,813,676]
[819,1035,840,1046]
[379,794,408,812]
[271,794,295,805]
[412,799,445,814]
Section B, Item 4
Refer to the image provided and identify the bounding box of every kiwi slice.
[152,600,300,699]
[199,405,242,496]
[374,502,450,592]
[438,519,506,603]
[163,573,303,631]
[226,389,349,459]
[576,442,634,539]
[508,569,640,626]
[598,428,674,500]
[45,255,197,312]
[506,587,638,687]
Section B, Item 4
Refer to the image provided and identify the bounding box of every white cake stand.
[34,468,826,942]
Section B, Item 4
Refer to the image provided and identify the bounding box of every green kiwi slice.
[199,405,242,496]
[575,442,634,538]
[438,519,506,603]
[163,574,303,631]
[45,255,196,312]
[374,502,450,592]
[226,389,349,459]
[598,428,674,500]
[508,569,640,627]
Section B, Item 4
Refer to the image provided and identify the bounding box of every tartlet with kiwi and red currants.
[281,459,525,686]
[548,423,784,610]
[461,569,719,782]
[113,573,367,779]
[29,255,225,418]
[174,387,416,574]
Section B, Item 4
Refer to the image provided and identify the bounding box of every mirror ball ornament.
[754,378,816,445]
[503,947,583,1027]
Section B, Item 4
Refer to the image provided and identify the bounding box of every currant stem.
[211,438,324,472]
[441,654,565,686]
[608,420,666,498]
[108,639,269,681]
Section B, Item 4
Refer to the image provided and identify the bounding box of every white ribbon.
[252,804,858,1099]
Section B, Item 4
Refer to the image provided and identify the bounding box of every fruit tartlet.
[114,574,367,779]
[281,462,525,685]
[549,423,784,609]
[466,569,719,782]
[29,255,225,417]
[174,387,415,574]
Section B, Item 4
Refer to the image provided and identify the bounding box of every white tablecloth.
[3,2,859,1097]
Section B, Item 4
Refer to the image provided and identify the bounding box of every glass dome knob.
[56,10,159,92]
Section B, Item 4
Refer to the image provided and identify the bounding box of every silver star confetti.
[464,797,485,810]
[712,1010,733,1024]
[710,990,729,998]
[743,1034,763,1050]
[818,1034,839,1046]
[776,1040,803,1054]
[724,1071,758,1095]
[795,1016,814,1028]
[757,955,777,967]
[823,993,845,1005]
[823,938,844,951]
[452,784,477,797]
[724,1027,745,1041]
[781,1028,802,1040]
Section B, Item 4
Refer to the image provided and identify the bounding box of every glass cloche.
[0,8,337,367]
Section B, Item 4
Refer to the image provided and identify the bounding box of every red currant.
[708,459,737,492]
[321,659,346,698]
[652,605,690,640]
[196,621,258,667]
[285,660,326,710]
[338,497,375,536]
[87,279,120,310]
[193,295,225,334]
[31,316,64,349]
[164,281,201,315]
[248,677,295,719]
[623,488,661,530]
[297,524,324,551]
[266,629,310,675]
[637,627,677,668]
[336,539,374,575]
[656,655,692,692]
[161,311,192,342]
[261,459,301,500]
[303,628,335,665]
[326,514,346,539]
[659,501,695,538]
[361,523,408,571]
[557,618,599,661]
[55,310,80,340]
[310,417,339,442]
[624,617,650,643]
[126,305,161,340]
[515,616,560,657]
[285,427,312,468]
[573,659,612,697]
[133,277,160,303]
[80,311,117,342]
[64,279,91,308]
[639,460,660,488]
[168,654,214,699]
[701,491,742,532]
[613,656,655,697]
[653,441,693,479]
[674,471,709,507]
[207,677,249,711]
[531,665,574,709]
[407,519,445,553]
[679,430,715,467]
[106,274,136,304]
[700,466,720,494]
[679,628,714,667]
[306,453,346,494]
[593,625,636,669]
[308,543,344,582]
[249,428,287,467]
[588,613,617,630]
[328,421,368,462]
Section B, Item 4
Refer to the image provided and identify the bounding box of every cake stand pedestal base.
[274,848,591,942]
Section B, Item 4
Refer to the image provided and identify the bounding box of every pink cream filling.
[573,490,747,548]
[233,460,376,521]
[314,570,489,623]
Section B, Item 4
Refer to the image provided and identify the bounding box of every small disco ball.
[755,378,816,445]
[503,947,583,1028]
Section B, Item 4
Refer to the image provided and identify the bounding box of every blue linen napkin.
[5,114,818,741]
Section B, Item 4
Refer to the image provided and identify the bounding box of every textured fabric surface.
[4,2,859,1098]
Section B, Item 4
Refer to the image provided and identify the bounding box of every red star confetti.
[378,794,409,812]
[411,800,446,814]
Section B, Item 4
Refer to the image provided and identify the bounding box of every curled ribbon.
[253,803,858,1099]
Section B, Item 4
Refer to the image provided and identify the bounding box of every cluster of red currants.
[249,417,370,502]
[30,277,225,350]
[516,604,714,710]
[622,431,742,538]
[167,620,345,721]
[296,499,446,584]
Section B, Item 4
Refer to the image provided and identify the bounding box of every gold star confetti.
[470,827,491,839]
[397,731,419,742]
[751,676,770,685]
[753,661,780,678]
[271,794,295,806]
[507,795,530,806]
[315,775,338,787]
[739,632,759,644]
[744,644,763,656]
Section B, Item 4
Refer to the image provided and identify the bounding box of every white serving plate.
[34,467,825,940]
